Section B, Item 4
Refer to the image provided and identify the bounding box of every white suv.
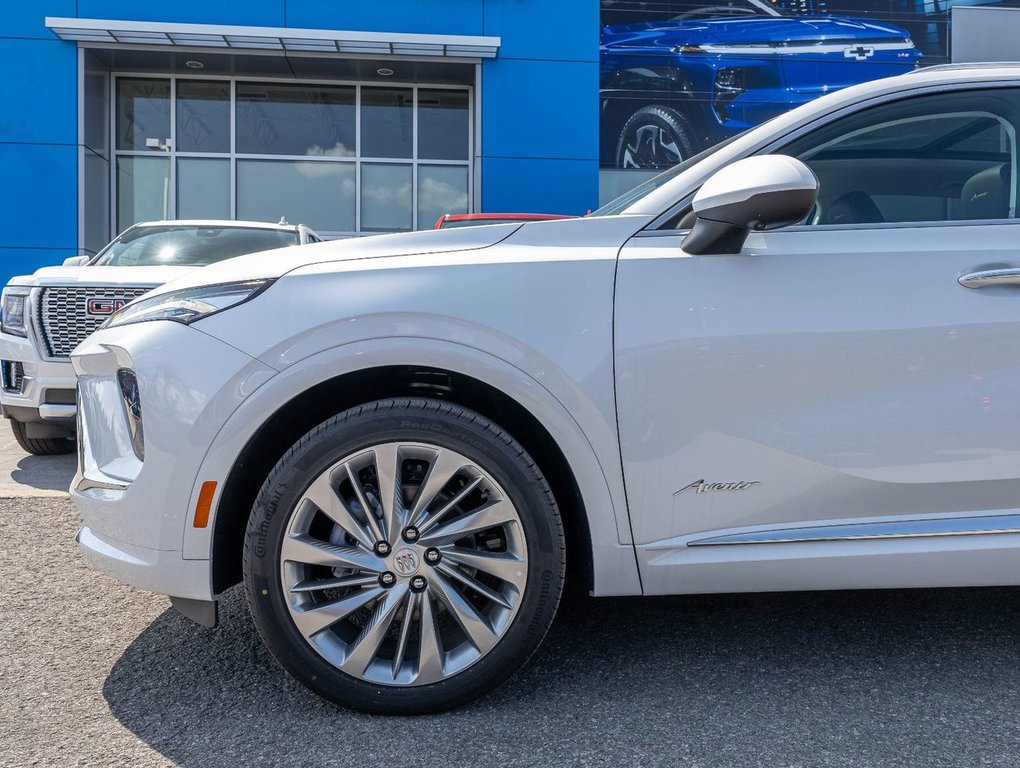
[71,64,1020,713]
[0,220,318,454]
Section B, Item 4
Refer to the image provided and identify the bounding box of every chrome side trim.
[687,514,1020,547]
[74,473,129,492]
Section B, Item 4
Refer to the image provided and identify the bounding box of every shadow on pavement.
[9,453,76,493]
[104,585,1020,767]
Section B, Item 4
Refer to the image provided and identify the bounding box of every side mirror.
[62,255,91,267]
[681,155,818,256]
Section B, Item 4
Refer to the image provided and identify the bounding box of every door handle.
[959,268,1020,288]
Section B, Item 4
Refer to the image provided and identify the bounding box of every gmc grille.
[38,287,152,358]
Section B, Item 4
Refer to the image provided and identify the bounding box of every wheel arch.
[204,355,633,598]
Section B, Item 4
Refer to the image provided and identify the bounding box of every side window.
[779,89,1019,226]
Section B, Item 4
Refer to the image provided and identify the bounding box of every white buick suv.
[71,64,1020,713]
[0,219,318,454]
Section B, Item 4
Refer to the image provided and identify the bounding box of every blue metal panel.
[0,39,77,145]
[75,0,285,26]
[483,0,598,62]
[5,3,76,38]
[284,1,483,34]
[0,144,77,252]
[481,157,597,216]
[0,250,78,288]
[481,58,598,161]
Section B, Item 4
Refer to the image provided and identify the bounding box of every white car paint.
[70,64,1020,617]
[0,220,313,435]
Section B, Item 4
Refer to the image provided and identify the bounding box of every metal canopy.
[46,17,501,58]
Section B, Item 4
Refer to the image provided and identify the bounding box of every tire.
[615,105,697,169]
[9,419,74,456]
[244,397,566,714]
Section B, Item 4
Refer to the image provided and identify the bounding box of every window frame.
[110,72,473,238]
[770,85,1020,232]
[643,82,1020,234]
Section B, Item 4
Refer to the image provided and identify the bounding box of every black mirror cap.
[681,186,818,256]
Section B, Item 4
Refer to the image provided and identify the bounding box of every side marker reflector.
[193,481,217,528]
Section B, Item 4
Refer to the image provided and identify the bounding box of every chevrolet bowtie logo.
[844,45,875,61]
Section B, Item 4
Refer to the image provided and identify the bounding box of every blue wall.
[0,6,80,287]
[0,1,600,287]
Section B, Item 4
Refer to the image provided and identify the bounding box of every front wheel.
[244,398,565,714]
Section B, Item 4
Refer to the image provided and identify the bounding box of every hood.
[143,223,525,298]
[7,264,197,289]
[602,15,913,48]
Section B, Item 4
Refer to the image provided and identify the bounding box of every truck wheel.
[616,105,697,169]
[244,398,566,714]
[10,419,74,455]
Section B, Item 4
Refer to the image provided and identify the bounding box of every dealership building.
[3,0,1016,287]
[2,1,598,285]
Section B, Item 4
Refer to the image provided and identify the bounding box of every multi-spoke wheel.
[615,105,697,170]
[244,398,565,714]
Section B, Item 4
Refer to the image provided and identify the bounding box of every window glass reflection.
[177,81,230,153]
[117,156,170,230]
[362,88,413,159]
[236,83,356,157]
[237,159,355,232]
[117,79,170,152]
[418,90,469,161]
[362,164,412,231]
[417,165,468,229]
[177,158,230,219]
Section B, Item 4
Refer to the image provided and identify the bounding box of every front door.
[614,85,1020,594]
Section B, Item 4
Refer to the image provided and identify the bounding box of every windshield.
[92,225,299,267]
[592,131,748,216]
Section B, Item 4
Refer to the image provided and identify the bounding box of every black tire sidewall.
[10,419,74,455]
[616,105,697,169]
[244,399,565,714]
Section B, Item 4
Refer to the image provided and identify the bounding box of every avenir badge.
[678,479,760,494]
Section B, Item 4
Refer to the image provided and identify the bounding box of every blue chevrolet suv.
[601,0,922,168]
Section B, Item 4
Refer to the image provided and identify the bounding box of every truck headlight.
[105,280,272,329]
[1,287,30,338]
[713,67,746,122]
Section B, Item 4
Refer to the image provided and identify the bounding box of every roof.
[129,219,303,232]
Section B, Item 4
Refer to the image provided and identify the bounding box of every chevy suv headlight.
[1,287,30,338]
[105,280,272,329]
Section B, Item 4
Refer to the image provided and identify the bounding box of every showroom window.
[113,76,472,236]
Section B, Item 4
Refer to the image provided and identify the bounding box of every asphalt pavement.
[2,431,1020,766]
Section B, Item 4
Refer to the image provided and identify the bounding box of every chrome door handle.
[959,268,1020,288]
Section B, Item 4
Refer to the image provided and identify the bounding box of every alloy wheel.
[279,442,528,686]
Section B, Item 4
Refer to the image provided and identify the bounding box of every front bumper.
[0,330,77,419]
[71,320,276,601]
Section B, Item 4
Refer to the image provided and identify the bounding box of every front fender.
[182,337,641,597]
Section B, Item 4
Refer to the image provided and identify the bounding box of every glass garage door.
[113,75,472,236]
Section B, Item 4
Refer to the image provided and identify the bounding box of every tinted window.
[235,83,356,157]
[779,89,1019,225]
[93,226,299,267]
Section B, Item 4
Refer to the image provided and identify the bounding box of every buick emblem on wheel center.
[392,549,420,576]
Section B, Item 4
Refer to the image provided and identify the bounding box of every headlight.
[713,67,746,122]
[1,287,30,338]
[105,280,272,328]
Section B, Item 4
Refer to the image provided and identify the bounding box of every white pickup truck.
[0,219,319,454]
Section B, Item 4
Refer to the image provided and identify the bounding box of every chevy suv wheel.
[616,104,697,169]
[244,398,565,714]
